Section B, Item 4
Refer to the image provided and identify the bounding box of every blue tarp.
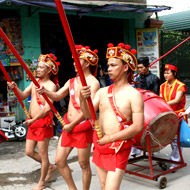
[0,0,171,16]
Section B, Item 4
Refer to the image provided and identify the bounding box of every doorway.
[40,13,125,86]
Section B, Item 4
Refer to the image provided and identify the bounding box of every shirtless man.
[7,53,60,190]
[80,43,144,190]
[37,45,100,190]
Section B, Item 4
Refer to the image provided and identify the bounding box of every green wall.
[18,7,41,120]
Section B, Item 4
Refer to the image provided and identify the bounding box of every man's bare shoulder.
[87,75,100,88]
[96,86,108,96]
[126,85,141,94]
[88,75,99,83]
[127,86,144,103]
[43,80,56,90]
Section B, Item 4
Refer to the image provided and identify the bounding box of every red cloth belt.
[63,112,92,133]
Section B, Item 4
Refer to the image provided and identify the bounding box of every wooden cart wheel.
[158,176,167,189]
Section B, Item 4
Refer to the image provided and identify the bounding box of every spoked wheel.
[158,176,167,189]
[15,124,27,140]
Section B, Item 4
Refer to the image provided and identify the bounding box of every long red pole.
[149,36,190,67]
[0,130,8,143]
[0,60,30,119]
[55,0,97,122]
[0,27,65,127]
[135,36,190,77]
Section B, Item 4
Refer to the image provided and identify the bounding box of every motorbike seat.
[4,119,13,124]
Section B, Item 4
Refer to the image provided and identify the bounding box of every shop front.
[0,13,25,125]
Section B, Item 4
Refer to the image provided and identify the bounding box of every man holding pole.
[7,53,60,190]
[37,45,100,190]
[79,43,144,190]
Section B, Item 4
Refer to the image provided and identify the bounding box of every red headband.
[165,64,178,72]
[106,43,137,71]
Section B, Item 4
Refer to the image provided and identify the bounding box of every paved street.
[0,95,190,190]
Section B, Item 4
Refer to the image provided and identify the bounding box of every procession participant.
[79,43,144,190]
[160,64,187,170]
[132,56,160,157]
[7,53,60,190]
[37,45,100,190]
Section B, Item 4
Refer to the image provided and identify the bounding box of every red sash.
[28,79,54,128]
[35,79,44,108]
[29,112,54,129]
[69,78,80,112]
[63,112,92,133]
[108,84,126,123]
[94,84,135,154]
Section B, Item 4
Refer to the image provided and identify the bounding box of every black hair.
[137,57,149,68]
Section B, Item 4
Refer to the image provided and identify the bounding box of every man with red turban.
[7,53,60,190]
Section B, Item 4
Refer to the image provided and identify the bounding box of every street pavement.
[1,95,190,190]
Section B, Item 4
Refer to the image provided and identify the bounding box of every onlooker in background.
[134,57,160,95]
[132,56,160,157]
[160,64,187,170]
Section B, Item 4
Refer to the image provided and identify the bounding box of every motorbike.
[0,119,28,141]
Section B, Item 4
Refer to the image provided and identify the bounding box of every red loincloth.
[26,112,54,141]
[92,131,134,171]
[61,113,93,148]
[0,130,8,143]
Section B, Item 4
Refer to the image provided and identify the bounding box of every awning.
[0,0,171,16]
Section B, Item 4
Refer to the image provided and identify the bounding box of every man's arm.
[7,81,32,100]
[167,90,185,105]
[37,80,70,101]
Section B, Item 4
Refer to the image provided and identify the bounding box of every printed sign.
[136,28,160,78]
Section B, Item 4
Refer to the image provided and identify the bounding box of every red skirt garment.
[61,113,93,148]
[92,131,132,171]
[26,112,54,141]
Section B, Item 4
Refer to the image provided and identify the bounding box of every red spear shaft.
[134,36,190,77]
[0,27,65,127]
[149,36,190,67]
[0,130,8,143]
[0,60,30,119]
[55,0,97,122]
